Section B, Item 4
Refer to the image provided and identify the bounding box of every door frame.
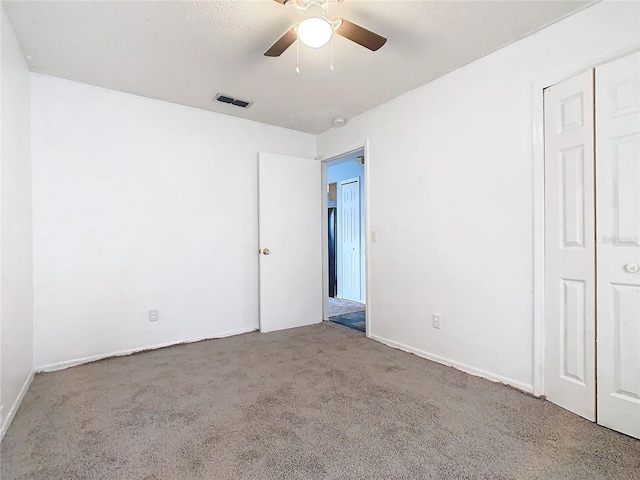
[336,176,362,302]
[531,46,639,397]
[320,140,371,337]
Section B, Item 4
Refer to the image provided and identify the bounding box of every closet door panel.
[596,50,640,439]
[544,69,596,421]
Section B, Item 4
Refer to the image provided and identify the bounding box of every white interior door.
[595,51,640,439]
[337,178,361,302]
[544,69,596,421]
[258,153,322,333]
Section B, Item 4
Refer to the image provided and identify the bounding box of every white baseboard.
[369,334,534,394]
[36,327,258,373]
[1,371,35,441]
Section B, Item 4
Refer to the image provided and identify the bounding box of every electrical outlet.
[432,314,441,329]
[149,309,159,322]
[371,231,377,242]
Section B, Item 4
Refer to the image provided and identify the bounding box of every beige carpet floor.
[2,322,638,480]
[328,297,365,317]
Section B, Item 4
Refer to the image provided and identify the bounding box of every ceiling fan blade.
[264,26,297,57]
[334,18,387,51]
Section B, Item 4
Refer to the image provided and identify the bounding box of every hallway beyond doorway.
[330,311,366,333]
[325,148,367,335]
[328,297,365,317]
[329,297,365,334]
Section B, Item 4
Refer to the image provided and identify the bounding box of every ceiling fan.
[264,0,387,57]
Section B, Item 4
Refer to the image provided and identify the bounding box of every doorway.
[542,51,639,439]
[325,149,366,333]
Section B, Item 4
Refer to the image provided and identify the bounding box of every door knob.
[625,263,639,273]
[262,248,271,256]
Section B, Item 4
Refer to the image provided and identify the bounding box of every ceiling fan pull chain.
[296,39,300,74]
[330,36,334,71]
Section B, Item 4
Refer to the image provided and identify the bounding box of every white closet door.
[544,70,596,421]
[337,178,361,302]
[595,51,640,439]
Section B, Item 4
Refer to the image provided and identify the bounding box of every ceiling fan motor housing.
[264,0,386,57]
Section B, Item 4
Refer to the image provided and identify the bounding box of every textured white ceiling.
[4,0,594,134]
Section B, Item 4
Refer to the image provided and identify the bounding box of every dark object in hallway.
[328,207,337,297]
[331,310,365,333]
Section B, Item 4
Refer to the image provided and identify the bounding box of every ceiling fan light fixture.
[297,17,333,48]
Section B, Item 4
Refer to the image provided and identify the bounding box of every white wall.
[317,0,640,392]
[31,74,316,369]
[1,7,33,436]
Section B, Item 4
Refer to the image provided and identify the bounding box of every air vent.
[214,93,253,109]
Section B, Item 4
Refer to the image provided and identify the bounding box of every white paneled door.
[258,153,322,333]
[338,178,361,302]
[595,51,640,439]
[544,69,597,421]
[544,51,640,439]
